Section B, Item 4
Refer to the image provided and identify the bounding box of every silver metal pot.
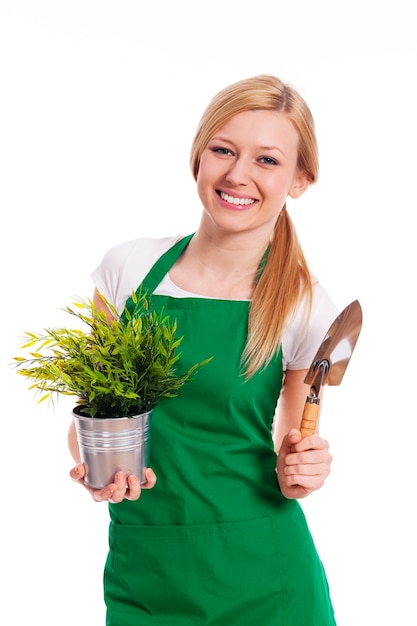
[73,406,152,489]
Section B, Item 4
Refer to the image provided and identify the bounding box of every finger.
[284,461,331,478]
[283,470,328,491]
[124,469,157,501]
[89,472,128,503]
[124,474,141,501]
[141,467,157,489]
[280,429,302,452]
[107,472,130,503]
[288,428,302,443]
[293,434,329,452]
[70,463,86,482]
[285,447,331,467]
[87,481,116,502]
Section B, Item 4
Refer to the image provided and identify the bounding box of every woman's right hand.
[69,464,157,503]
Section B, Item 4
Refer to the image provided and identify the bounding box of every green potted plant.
[13,289,209,488]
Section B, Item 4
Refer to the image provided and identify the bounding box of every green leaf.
[13,292,212,417]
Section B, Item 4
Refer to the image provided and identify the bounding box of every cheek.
[263,178,289,199]
[196,157,221,192]
[271,170,299,196]
[196,169,213,205]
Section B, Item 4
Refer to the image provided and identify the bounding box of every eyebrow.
[210,135,286,158]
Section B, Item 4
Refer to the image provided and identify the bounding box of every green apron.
[104,234,336,625]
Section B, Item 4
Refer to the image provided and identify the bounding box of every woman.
[69,74,338,625]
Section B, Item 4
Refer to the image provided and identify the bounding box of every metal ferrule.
[306,394,321,405]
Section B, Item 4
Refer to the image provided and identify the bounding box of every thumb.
[280,428,302,453]
[70,463,86,482]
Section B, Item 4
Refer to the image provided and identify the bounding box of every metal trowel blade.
[304,299,363,389]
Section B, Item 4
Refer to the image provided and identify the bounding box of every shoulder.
[98,236,180,268]
[91,236,180,314]
[309,280,339,329]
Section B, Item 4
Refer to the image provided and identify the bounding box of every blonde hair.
[190,75,318,376]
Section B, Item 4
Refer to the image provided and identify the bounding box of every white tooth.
[221,192,254,205]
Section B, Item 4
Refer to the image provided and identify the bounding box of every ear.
[288,171,310,199]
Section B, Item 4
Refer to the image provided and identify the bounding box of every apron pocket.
[105,515,285,624]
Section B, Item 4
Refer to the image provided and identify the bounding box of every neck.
[169,226,271,299]
[192,218,271,271]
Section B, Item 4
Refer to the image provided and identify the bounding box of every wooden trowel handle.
[300,398,320,438]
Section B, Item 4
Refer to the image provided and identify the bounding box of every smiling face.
[196,109,309,238]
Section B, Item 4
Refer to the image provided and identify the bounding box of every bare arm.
[273,369,312,451]
[274,369,332,499]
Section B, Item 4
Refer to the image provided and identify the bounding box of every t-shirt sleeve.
[91,236,179,315]
[281,283,339,371]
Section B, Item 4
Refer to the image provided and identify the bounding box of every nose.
[225,156,251,186]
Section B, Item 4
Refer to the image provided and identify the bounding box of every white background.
[1,1,416,624]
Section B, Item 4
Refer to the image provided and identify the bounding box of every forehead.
[212,109,299,150]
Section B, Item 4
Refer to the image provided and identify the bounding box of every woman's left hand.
[276,428,332,499]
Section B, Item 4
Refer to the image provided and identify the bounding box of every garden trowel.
[300,299,362,438]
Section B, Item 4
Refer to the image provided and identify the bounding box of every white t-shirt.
[91,236,338,372]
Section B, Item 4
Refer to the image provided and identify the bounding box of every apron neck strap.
[141,233,194,295]
[121,233,194,324]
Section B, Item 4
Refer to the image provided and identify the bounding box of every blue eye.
[259,156,278,165]
[212,147,233,156]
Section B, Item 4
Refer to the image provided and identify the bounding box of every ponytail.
[243,207,312,377]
